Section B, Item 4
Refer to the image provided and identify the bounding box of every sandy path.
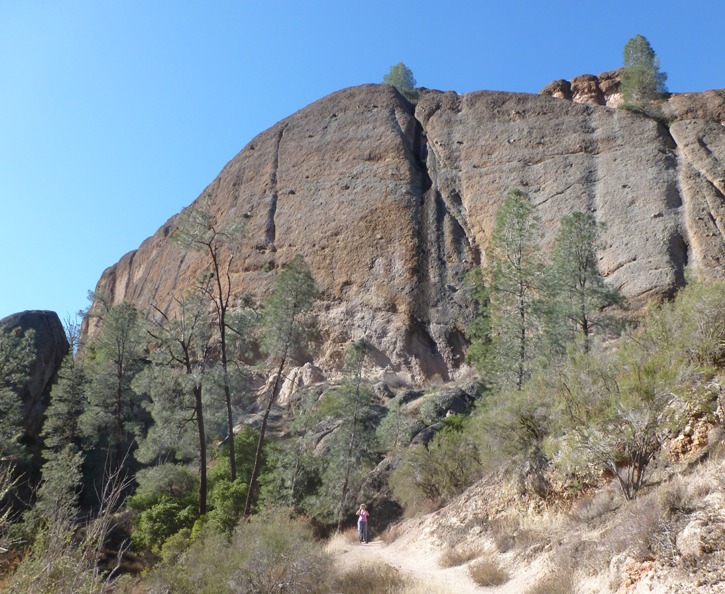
[333,536,484,594]
[331,524,553,594]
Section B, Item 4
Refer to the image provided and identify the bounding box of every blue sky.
[1,0,722,322]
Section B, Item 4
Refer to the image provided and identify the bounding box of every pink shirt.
[357,510,369,524]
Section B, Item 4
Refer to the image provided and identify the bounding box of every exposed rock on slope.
[88,83,725,382]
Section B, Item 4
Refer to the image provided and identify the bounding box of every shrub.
[131,497,197,551]
[468,555,510,587]
[144,508,331,594]
[389,428,480,510]
[657,476,693,517]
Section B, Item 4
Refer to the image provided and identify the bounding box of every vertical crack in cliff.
[400,106,483,379]
[265,124,287,246]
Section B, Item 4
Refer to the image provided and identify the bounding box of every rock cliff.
[88,83,725,382]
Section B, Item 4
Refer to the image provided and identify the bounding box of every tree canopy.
[621,34,668,106]
[383,62,419,102]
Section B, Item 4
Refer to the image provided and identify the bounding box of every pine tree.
[172,194,247,481]
[311,341,378,531]
[243,255,317,517]
[621,34,668,107]
[142,290,217,515]
[483,189,546,391]
[0,327,36,460]
[544,211,623,353]
[383,62,419,102]
[82,302,147,471]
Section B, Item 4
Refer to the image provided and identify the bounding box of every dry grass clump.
[524,571,576,594]
[467,553,510,587]
[490,513,548,557]
[658,475,694,517]
[379,522,403,545]
[438,545,482,568]
[570,486,619,523]
[331,560,409,594]
[325,528,359,554]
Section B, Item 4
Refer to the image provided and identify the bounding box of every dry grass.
[657,475,694,517]
[397,582,458,594]
[524,571,576,594]
[438,545,482,568]
[467,554,510,587]
[570,486,619,523]
[326,528,360,553]
[380,522,403,545]
[489,513,549,558]
[331,560,410,594]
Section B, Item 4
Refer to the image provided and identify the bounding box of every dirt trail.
[333,537,482,594]
[331,528,551,594]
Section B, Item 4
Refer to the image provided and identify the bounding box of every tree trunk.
[195,384,207,515]
[243,352,286,517]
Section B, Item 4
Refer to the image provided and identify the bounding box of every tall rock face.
[88,84,725,382]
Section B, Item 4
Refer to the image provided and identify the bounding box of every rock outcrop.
[540,69,624,107]
[0,310,69,447]
[87,83,725,382]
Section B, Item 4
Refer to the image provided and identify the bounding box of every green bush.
[144,508,331,594]
[132,497,197,551]
[389,426,480,510]
[207,478,247,533]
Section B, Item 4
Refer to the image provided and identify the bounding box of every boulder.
[0,310,68,448]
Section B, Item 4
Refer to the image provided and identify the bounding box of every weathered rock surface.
[0,310,69,446]
[540,69,624,107]
[88,83,725,382]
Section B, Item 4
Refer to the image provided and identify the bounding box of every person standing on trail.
[356,503,369,543]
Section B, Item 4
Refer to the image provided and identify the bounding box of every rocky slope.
[88,82,725,382]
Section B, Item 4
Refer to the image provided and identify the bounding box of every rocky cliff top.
[88,83,725,382]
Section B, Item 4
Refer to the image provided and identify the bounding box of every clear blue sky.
[1,0,722,322]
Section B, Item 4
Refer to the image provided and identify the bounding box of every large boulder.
[0,310,68,447]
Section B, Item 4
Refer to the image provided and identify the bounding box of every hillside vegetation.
[1,264,723,591]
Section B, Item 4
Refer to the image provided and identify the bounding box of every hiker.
[356,503,369,543]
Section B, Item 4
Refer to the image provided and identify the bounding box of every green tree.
[142,291,218,515]
[544,211,623,354]
[42,355,87,455]
[82,302,147,471]
[479,189,546,391]
[376,397,419,453]
[172,194,247,481]
[304,342,379,530]
[0,326,36,460]
[258,389,322,511]
[30,340,89,534]
[244,255,317,517]
[621,34,668,107]
[383,62,418,102]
